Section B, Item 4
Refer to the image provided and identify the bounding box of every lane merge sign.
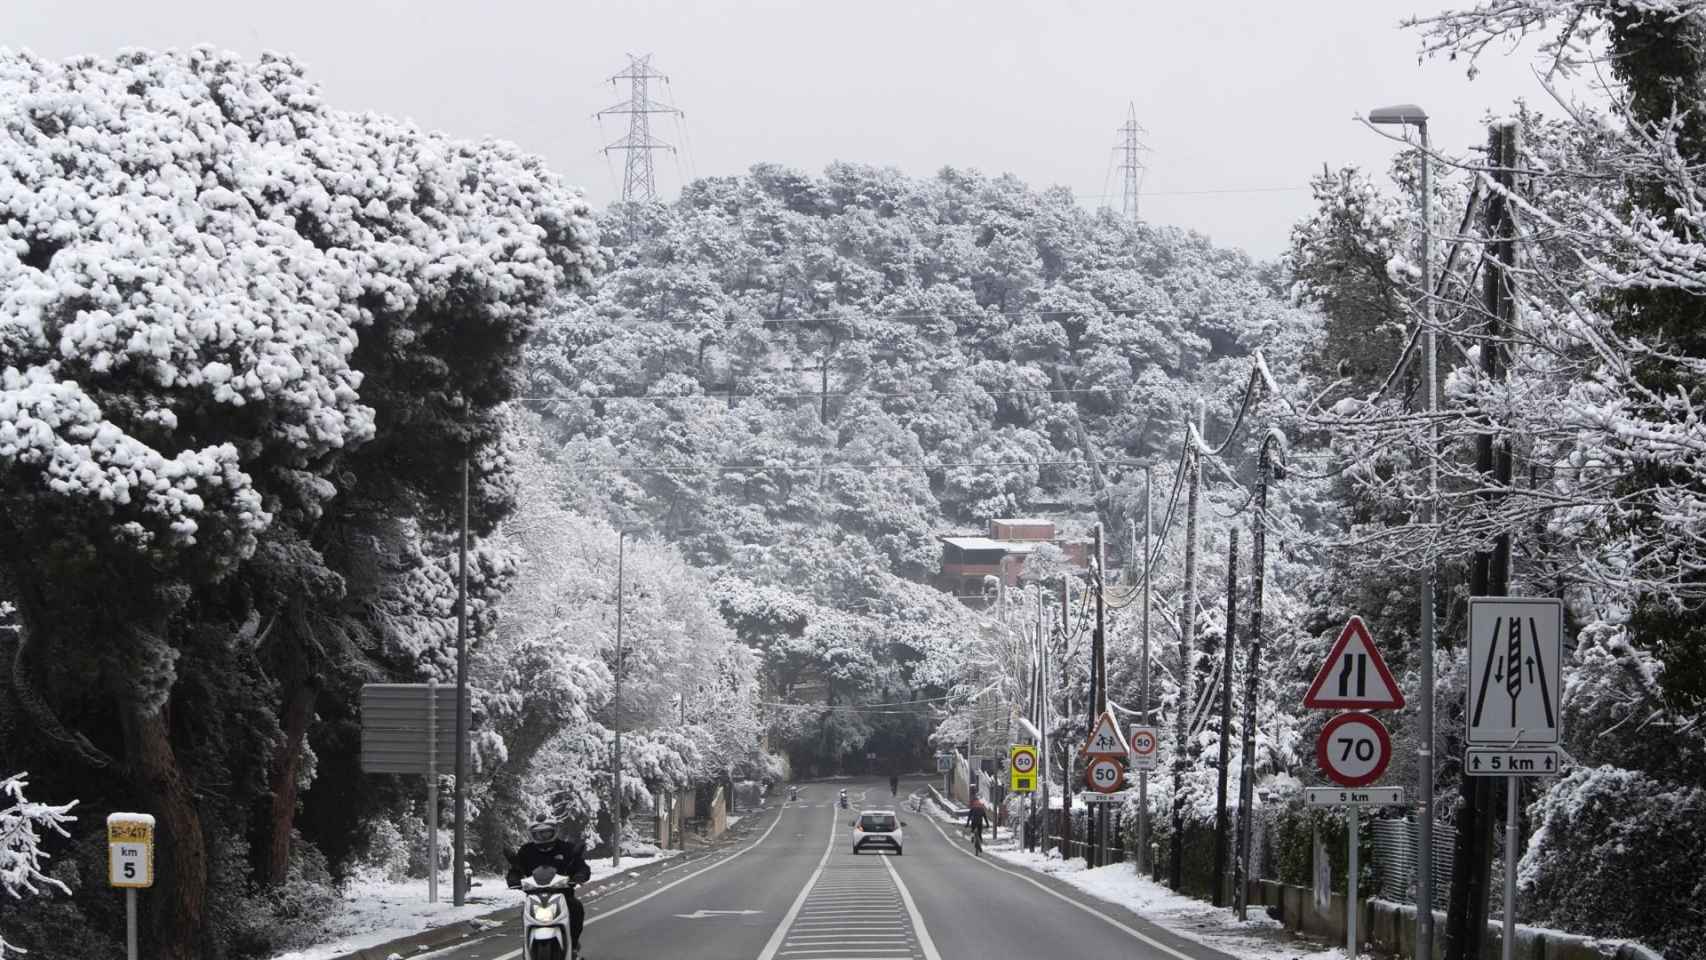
[107,812,155,889]
[1304,616,1405,710]
[1008,744,1038,793]
[1315,712,1392,787]
[1127,725,1159,771]
[1467,597,1563,748]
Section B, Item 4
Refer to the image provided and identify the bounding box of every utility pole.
[1060,579,1072,859]
[1213,528,1239,907]
[452,459,469,905]
[1090,523,1108,867]
[1138,466,1153,876]
[612,532,627,868]
[598,54,683,202]
[1038,587,1051,856]
[1170,435,1201,890]
[1446,119,1520,960]
[1236,433,1282,920]
[1116,103,1149,224]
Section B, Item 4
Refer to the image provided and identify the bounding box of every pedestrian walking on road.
[889,774,900,797]
[966,797,990,855]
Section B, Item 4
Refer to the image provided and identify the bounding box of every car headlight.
[531,902,561,923]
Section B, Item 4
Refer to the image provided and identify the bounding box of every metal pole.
[1349,802,1361,959]
[1237,441,1274,920]
[428,677,439,905]
[613,531,626,868]
[1092,523,1107,868]
[452,458,469,905]
[1502,778,1517,960]
[1060,579,1072,858]
[1039,589,1051,856]
[126,888,137,960]
[1139,466,1152,876]
[1417,117,1438,960]
[1213,528,1238,907]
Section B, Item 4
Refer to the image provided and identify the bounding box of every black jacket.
[507,838,592,888]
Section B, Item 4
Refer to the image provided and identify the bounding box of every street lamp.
[1366,101,1436,960]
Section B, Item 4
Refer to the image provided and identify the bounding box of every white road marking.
[754,807,841,960]
[920,815,1200,960]
[879,849,941,960]
[489,805,789,960]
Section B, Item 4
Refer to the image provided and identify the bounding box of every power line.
[513,384,1157,405]
[552,305,1150,329]
[553,457,1152,476]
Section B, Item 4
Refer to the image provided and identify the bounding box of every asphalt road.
[430,776,1240,960]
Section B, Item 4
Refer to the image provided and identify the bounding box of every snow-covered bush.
[0,773,76,959]
[1520,766,1706,959]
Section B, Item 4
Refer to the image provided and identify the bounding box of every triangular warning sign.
[1303,616,1405,710]
[1082,708,1130,758]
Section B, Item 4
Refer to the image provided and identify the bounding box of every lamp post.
[1366,102,1435,960]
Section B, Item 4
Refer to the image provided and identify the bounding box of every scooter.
[838,790,849,810]
[515,865,577,960]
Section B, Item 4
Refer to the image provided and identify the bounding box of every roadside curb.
[324,805,781,960]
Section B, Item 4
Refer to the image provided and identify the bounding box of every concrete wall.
[1252,880,1663,960]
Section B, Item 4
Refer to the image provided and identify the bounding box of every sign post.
[1304,616,1404,960]
[360,682,464,904]
[1466,597,1565,960]
[108,813,155,960]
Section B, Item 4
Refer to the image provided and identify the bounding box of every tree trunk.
[122,699,208,960]
[264,655,320,885]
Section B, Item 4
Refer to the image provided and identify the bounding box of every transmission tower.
[1115,103,1150,224]
[598,54,683,202]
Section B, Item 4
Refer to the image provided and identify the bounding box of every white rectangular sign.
[1083,792,1128,803]
[1466,747,1561,778]
[110,843,151,887]
[1127,725,1159,771]
[1305,786,1405,806]
[1467,597,1564,747]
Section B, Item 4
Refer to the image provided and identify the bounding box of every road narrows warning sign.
[1304,616,1405,710]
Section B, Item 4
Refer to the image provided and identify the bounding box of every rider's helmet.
[527,815,559,845]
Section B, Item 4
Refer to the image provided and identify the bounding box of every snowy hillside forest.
[5,0,1706,956]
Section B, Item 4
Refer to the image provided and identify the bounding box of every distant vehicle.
[851,810,904,855]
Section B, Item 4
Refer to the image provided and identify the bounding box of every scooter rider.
[838,788,849,809]
[508,816,592,958]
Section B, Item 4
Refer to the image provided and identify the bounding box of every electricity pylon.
[1115,103,1150,224]
[599,54,683,202]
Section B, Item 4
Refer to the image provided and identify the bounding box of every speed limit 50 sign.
[1315,713,1392,788]
[1008,744,1037,793]
[1085,756,1125,793]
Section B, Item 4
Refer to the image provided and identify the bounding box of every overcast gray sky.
[4,0,1554,258]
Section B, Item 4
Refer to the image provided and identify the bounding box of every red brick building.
[935,519,1091,604]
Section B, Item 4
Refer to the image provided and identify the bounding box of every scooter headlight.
[531,901,561,923]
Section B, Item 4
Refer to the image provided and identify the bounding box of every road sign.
[1466,746,1562,778]
[1084,791,1127,803]
[1304,616,1405,710]
[359,683,466,774]
[107,813,155,889]
[1127,725,1159,772]
[1008,744,1037,793]
[1467,597,1564,747]
[936,753,951,773]
[1306,786,1406,806]
[1315,712,1392,787]
[1082,708,1129,758]
[1086,756,1125,793]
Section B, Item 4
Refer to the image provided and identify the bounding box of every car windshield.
[860,814,897,832]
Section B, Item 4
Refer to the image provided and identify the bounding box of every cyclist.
[966,796,990,855]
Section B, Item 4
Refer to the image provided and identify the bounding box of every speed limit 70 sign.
[1315,713,1392,788]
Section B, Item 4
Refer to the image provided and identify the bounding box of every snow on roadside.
[988,845,1341,960]
[269,852,682,960]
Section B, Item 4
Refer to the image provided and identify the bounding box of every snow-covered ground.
[269,852,682,960]
[986,843,1341,960]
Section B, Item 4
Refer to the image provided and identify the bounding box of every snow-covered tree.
[0,773,76,959]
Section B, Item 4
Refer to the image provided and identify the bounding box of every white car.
[851,809,904,855]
